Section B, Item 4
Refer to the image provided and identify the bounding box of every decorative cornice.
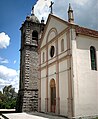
[76,26,98,38]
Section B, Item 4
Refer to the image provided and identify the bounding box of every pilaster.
[45,43,48,112]
[56,38,60,115]
[66,29,73,118]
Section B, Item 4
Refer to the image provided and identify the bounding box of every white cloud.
[0,65,19,92]
[73,0,88,6]
[0,57,9,64]
[34,0,52,21]
[14,60,16,64]
[0,32,10,49]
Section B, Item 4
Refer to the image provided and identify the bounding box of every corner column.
[56,39,60,114]
[66,29,73,118]
[45,43,48,112]
[38,50,41,112]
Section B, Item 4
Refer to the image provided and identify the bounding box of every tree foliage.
[0,85,17,109]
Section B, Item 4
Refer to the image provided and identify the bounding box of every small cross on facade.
[49,1,54,14]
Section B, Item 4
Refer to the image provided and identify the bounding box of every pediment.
[40,14,69,48]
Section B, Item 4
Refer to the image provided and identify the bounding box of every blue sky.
[0,0,98,92]
[0,0,37,92]
[0,0,37,69]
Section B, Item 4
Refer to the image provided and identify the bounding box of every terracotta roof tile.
[75,26,98,38]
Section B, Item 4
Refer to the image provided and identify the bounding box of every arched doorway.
[50,79,56,113]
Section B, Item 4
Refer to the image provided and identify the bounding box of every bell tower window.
[32,30,38,45]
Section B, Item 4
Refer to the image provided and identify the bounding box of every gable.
[40,14,69,48]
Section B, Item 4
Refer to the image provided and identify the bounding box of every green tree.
[0,85,17,109]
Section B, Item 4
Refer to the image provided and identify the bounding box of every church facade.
[39,4,98,119]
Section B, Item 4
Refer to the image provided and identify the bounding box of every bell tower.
[16,6,45,112]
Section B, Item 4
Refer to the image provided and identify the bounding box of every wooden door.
[50,79,56,113]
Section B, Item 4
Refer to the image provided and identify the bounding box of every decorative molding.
[40,27,70,50]
[46,27,58,43]
[40,49,71,68]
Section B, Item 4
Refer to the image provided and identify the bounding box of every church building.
[17,2,98,119]
[38,3,98,119]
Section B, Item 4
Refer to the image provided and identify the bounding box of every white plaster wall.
[41,69,46,112]
[48,64,56,81]
[59,60,68,116]
[74,34,98,117]
[41,17,68,48]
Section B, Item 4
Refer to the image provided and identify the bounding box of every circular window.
[50,46,55,57]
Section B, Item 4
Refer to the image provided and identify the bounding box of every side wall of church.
[73,34,98,118]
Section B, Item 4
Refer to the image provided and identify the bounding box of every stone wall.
[16,89,38,112]
[16,14,45,112]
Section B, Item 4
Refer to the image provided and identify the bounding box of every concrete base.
[2,112,67,119]
[2,113,48,119]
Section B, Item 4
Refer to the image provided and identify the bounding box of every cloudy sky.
[0,0,98,92]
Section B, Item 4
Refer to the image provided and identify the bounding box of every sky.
[0,0,98,92]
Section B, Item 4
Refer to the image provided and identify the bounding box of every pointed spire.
[41,17,45,24]
[31,6,34,15]
[68,3,74,23]
[68,3,72,11]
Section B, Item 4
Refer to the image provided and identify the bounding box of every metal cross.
[49,1,54,14]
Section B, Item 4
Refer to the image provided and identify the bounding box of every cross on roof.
[49,1,54,14]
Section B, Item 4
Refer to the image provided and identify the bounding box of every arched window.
[90,46,97,70]
[32,30,38,44]
[42,52,45,63]
[61,39,64,52]
[50,46,55,57]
